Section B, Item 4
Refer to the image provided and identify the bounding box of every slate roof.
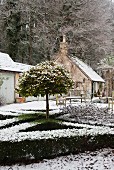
[0,52,32,72]
[71,57,105,82]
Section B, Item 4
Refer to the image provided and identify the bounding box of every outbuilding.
[0,52,36,104]
[53,36,105,99]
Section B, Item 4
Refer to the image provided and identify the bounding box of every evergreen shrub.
[0,134,114,165]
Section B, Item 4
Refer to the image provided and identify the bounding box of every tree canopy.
[0,0,113,68]
[17,61,74,118]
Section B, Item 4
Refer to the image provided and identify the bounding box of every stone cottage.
[53,36,105,98]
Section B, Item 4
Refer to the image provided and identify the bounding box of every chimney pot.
[63,35,66,43]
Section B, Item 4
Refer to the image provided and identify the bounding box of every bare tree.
[0,0,113,67]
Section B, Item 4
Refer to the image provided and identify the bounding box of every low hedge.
[19,121,82,132]
[0,134,114,165]
[0,114,15,120]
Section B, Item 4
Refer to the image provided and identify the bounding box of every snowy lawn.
[0,100,114,142]
[0,100,114,168]
[0,100,60,116]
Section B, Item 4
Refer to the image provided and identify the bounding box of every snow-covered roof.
[71,57,105,82]
[14,62,33,72]
[0,52,32,72]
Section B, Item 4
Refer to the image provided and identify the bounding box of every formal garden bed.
[0,103,114,165]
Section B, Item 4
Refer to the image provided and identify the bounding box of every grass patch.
[18,112,46,120]
[0,112,65,130]
[18,113,78,132]
[0,113,47,130]
[19,119,76,132]
[18,112,64,124]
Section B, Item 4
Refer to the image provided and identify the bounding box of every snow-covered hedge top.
[0,121,114,142]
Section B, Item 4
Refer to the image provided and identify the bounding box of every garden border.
[0,134,114,165]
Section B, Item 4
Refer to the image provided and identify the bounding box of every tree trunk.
[28,14,33,65]
[46,93,49,119]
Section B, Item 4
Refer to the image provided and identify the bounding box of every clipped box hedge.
[0,134,114,165]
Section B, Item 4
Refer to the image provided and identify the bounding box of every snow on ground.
[0,100,61,115]
[0,99,111,115]
[0,100,113,142]
[0,148,114,170]
[0,100,114,169]
[0,118,18,127]
[1,122,114,142]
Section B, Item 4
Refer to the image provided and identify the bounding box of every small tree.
[17,61,74,118]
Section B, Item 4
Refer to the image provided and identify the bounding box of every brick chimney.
[59,35,68,55]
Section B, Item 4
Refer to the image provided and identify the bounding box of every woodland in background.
[0,0,114,68]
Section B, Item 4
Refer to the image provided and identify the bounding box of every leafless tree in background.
[0,0,113,67]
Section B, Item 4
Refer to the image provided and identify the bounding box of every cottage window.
[83,78,85,83]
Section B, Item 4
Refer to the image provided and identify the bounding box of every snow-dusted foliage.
[16,61,73,118]
[17,61,73,97]
[60,103,114,126]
